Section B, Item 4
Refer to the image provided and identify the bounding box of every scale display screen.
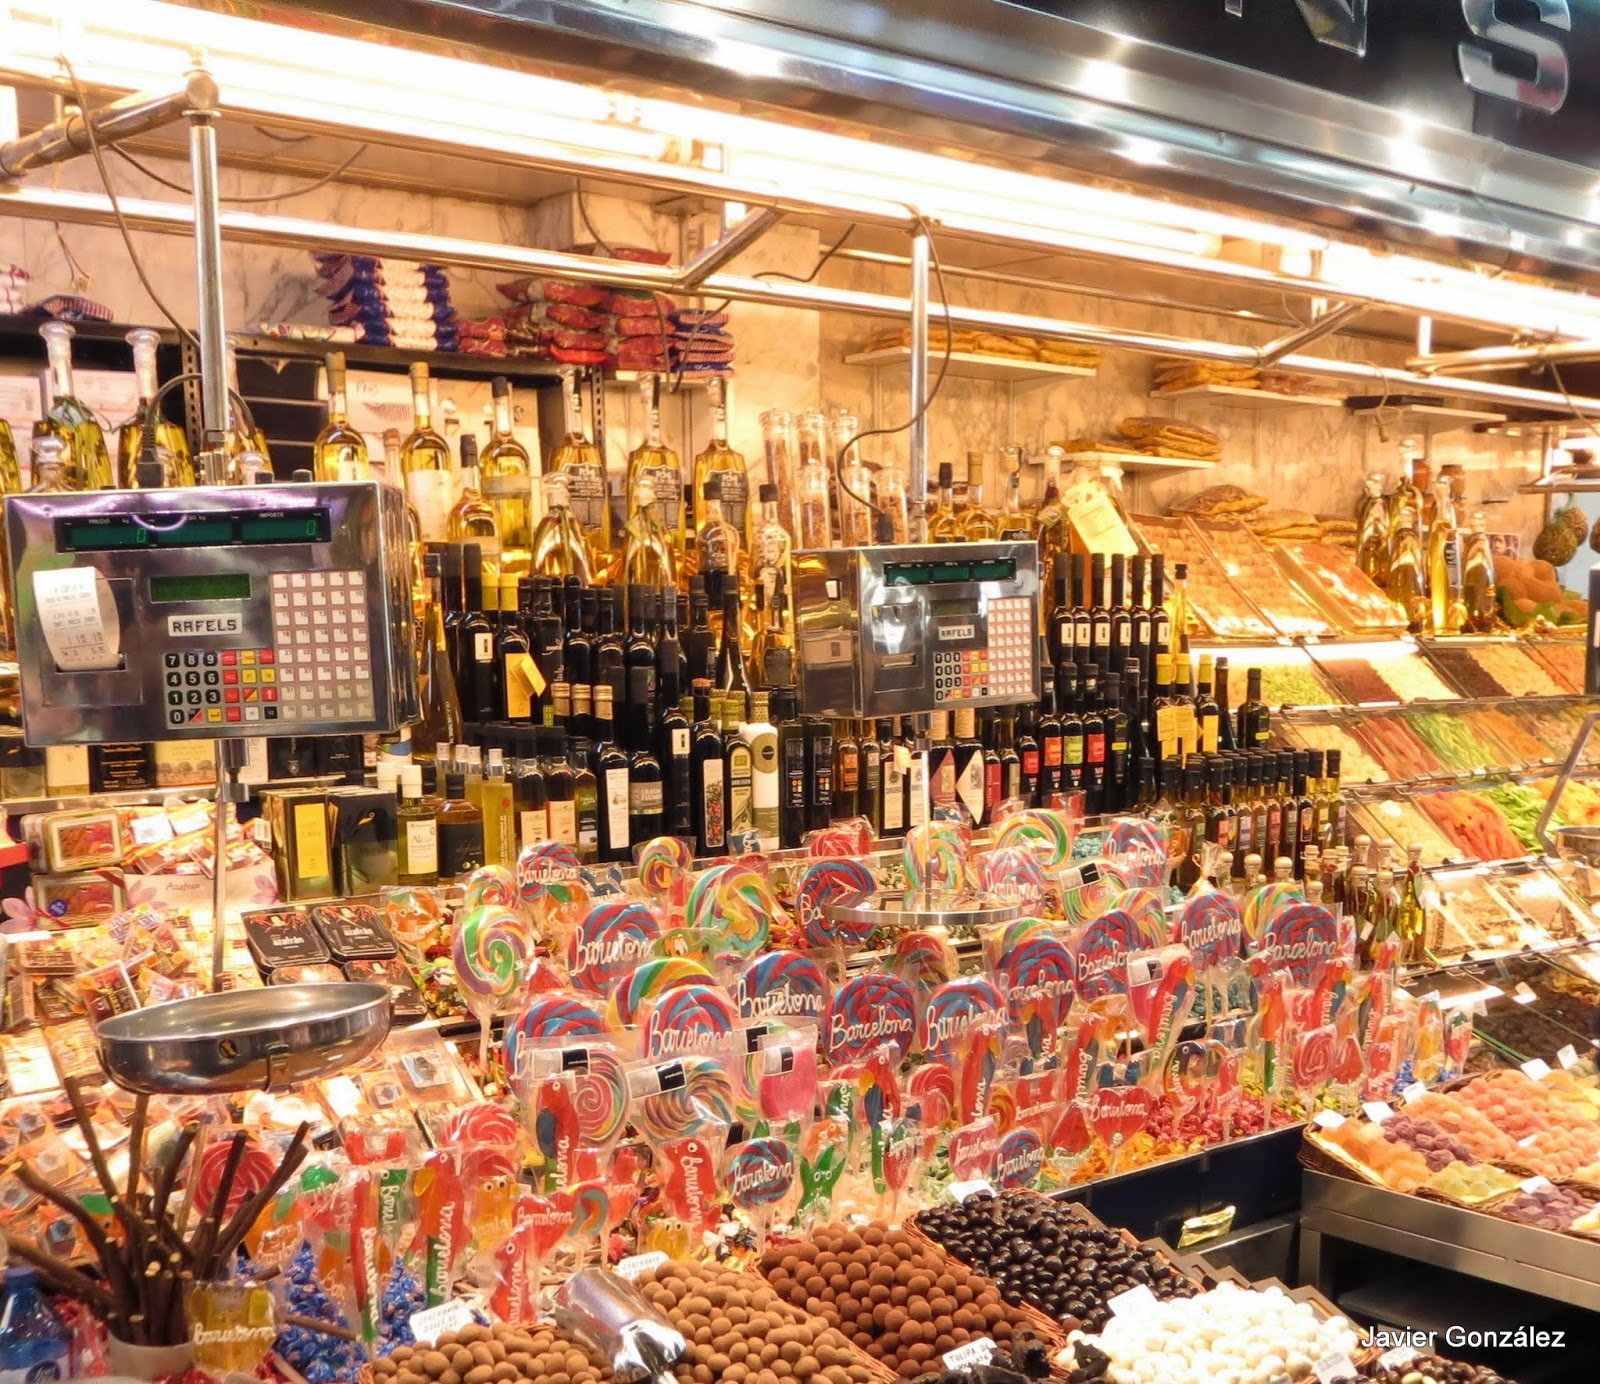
[884,557,1017,586]
[56,508,333,551]
[149,573,252,603]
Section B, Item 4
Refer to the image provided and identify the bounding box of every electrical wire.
[59,56,196,350]
[111,141,370,203]
[831,212,954,539]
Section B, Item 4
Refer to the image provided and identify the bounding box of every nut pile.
[915,1192,1199,1334]
[1364,1355,1515,1384]
[373,1323,605,1384]
[633,1260,877,1384]
[758,1222,1045,1379]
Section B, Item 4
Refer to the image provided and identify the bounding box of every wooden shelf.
[1345,400,1506,436]
[1152,383,1344,412]
[845,345,1099,384]
[1059,447,1217,474]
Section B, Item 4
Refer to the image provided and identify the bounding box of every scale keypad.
[931,595,1035,703]
[270,570,374,723]
[163,650,277,725]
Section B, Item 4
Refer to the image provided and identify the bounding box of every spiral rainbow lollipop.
[902,823,965,897]
[452,905,532,1063]
[686,862,775,957]
[461,864,519,910]
[636,836,692,896]
[995,809,1072,867]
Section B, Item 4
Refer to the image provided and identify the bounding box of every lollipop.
[633,1055,737,1140]
[995,1127,1044,1190]
[902,823,965,896]
[808,820,871,857]
[995,809,1072,867]
[565,900,662,995]
[1073,908,1142,1001]
[824,973,916,1063]
[887,929,958,997]
[453,905,533,1064]
[383,886,445,952]
[461,864,518,910]
[193,1132,278,1218]
[725,1136,795,1210]
[1256,901,1339,987]
[443,1102,520,1148]
[686,863,775,957]
[1112,887,1168,946]
[998,931,1076,1060]
[736,951,830,1021]
[636,836,692,895]
[1178,889,1244,969]
[606,956,714,1030]
[795,858,876,950]
[906,1063,956,1130]
[516,841,588,912]
[919,976,1007,1062]
[503,991,606,1079]
[976,847,1047,911]
[640,980,738,1058]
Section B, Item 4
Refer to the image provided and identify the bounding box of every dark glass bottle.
[1128,554,1152,691]
[1296,750,1320,878]
[1175,757,1206,892]
[1103,673,1130,812]
[832,718,861,821]
[1080,663,1107,813]
[716,590,749,694]
[1215,657,1238,752]
[1108,553,1132,671]
[513,727,547,851]
[1120,658,1145,809]
[804,713,835,832]
[775,687,808,849]
[495,571,533,723]
[624,585,659,724]
[1238,667,1272,750]
[927,709,957,813]
[1148,554,1172,698]
[440,542,466,687]
[1047,570,1072,670]
[1194,654,1221,756]
[723,695,755,841]
[564,585,594,702]
[1233,753,1258,883]
[1036,683,1063,802]
[1057,663,1084,796]
[952,707,985,826]
[438,769,486,882]
[1069,552,1093,668]
[658,684,693,839]
[593,685,631,863]
[860,719,883,834]
[1015,700,1040,804]
[594,588,626,715]
[458,550,499,724]
[656,590,685,718]
[1133,755,1157,810]
[683,577,717,686]
[1205,756,1236,885]
[542,727,577,849]
[997,711,1022,805]
[1087,553,1111,671]
[691,681,728,856]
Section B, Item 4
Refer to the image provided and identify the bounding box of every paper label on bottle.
[518,809,543,849]
[473,632,493,663]
[547,800,578,846]
[404,819,438,876]
[630,779,664,815]
[603,767,630,849]
[503,655,534,719]
[671,727,690,759]
[702,760,726,847]
[563,462,607,533]
[406,470,452,542]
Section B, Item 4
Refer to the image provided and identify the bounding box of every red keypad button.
[259,649,275,665]
[262,687,277,702]
[225,708,241,722]
[222,669,238,686]
[224,688,240,704]
[221,650,237,667]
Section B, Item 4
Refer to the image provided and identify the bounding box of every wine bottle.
[513,728,547,851]
[593,685,631,864]
[1015,701,1040,805]
[775,686,808,850]
[122,327,194,487]
[744,691,780,851]
[396,764,439,886]
[691,680,728,856]
[627,694,665,846]
[414,552,463,768]
[1080,664,1107,814]
[805,713,835,832]
[832,718,861,822]
[1237,668,1271,750]
[543,727,578,847]
[460,546,500,724]
[401,362,451,542]
[437,768,486,882]
[481,376,534,557]
[725,695,756,842]
[880,717,907,837]
[952,707,985,826]
[659,685,693,839]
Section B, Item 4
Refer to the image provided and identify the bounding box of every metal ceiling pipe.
[1409,340,1600,374]
[908,228,930,538]
[0,69,217,177]
[1257,301,1364,366]
[9,181,1600,418]
[679,205,783,288]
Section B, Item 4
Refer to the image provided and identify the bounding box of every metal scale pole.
[907,228,934,837]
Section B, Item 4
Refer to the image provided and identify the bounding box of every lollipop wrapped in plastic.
[902,822,965,899]
[452,904,532,1063]
[552,1269,685,1384]
[461,863,519,910]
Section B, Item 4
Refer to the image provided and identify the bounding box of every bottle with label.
[550,369,609,549]
[626,374,685,550]
[860,716,884,831]
[458,547,499,723]
[1204,757,1236,885]
[724,695,756,841]
[437,767,486,881]
[627,691,664,846]
[401,362,451,542]
[481,747,515,868]
[880,717,907,837]
[929,462,962,543]
[542,727,578,847]
[1036,681,1063,802]
[716,589,749,694]
[622,474,678,591]
[0,1267,69,1384]
[1087,553,1111,669]
[448,434,500,559]
[1103,674,1129,811]
[832,718,861,821]
[397,764,439,885]
[496,573,533,722]
[1461,511,1498,635]
[38,320,113,491]
[805,713,835,831]
[1294,750,1318,878]
[594,588,627,713]
[1080,664,1107,813]
[1015,701,1040,804]
[775,686,808,849]
[981,710,1003,819]
[1237,667,1271,749]
[1057,663,1085,795]
[753,480,795,617]
[1108,553,1133,668]
[1214,656,1238,752]
[593,685,631,863]
[413,552,463,769]
[683,578,717,687]
[995,446,1033,540]
[744,691,780,850]
[121,326,195,487]
[960,451,997,541]
[481,375,534,557]
[531,473,594,583]
[658,662,693,842]
[1426,478,1466,635]
[694,378,751,547]
[1147,554,1172,700]
[1128,554,1151,686]
[513,728,547,850]
[1356,473,1390,587]
[571,728,600,863]
[459,743,485,812]
[1046,569,1072,669]
[1194,654,1220,754]
[691,681,728,856]
[1319,748,1347,851]
[623,586,659,722]
[927,709,957,811]
[951,707,985,826]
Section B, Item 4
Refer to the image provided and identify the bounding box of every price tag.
[129,814,175,847]
[941,1339,997,1370]
[894,743,914,773]
[1107,1284,1159,1320]
[1513,982,1538,1005]
[1558,1045,1580,1070]
[1401,1082,1428,1105]
[1378,1347,1420,1371]
[409,1299,477,1346]
[616,1252,668,1281]
[1521,1058,1552,1081]
[1312,1110,1345,1129]
[321,1075,363,1120]
[1314,1352,1358,1384]
[946,1179,995,1203]
[1362,1101,1394,1124]
[1520,1176,1553,1194]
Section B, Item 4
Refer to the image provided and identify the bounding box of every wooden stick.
[285,1314,360,1342]
[210,1122,310,1272]
[2,1236,114,1310]
[126,1093,149,1205]
[12,1160,141,1330]
[188,1130,246,1274]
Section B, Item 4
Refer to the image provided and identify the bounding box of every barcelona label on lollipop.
[997,930,1076,1065]
[736,950,830,1021]
[724,1136,796,1250]
[566,900,663,996]
[452,905,533,1065]
[824,972,916,1064]
[920,976,1007,1125]
[795,858,876,952]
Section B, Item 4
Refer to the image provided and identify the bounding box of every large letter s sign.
[1459,0,1572,113]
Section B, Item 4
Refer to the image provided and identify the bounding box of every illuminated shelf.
[1152,383,1344,412]
[845,345,1099,384]
[1345,400,1506,436]
[1059,447,1217,474]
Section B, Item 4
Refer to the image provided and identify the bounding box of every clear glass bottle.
[530,473,594,583]
[447,434,500,562]
[961,450,998,540]
[795,409,832,549]
[835,412,873,545]
[311,350,367,483]
[753,480,794,615]
[481,375,534,559]
[397,763,440,885]
[1387,521,1428,633]
[876,463,910,544]
[550,369,609,550]
[1425,479,1464,635]
[622,474,678,590]
[696,476,741,600]
[760,408,800,542]
[223,337,272,484]
[1461,511,1498,633]
[995,446,1033,539]
[694,378,750,547]
[38,320,113,490]
[1389,450,1424,546]
[929,461,963,542]
[1355,473,1390,587]
[118,327,193,488]
[413,552,463,770]
[401,362,451,542]
[626,375,685,550]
